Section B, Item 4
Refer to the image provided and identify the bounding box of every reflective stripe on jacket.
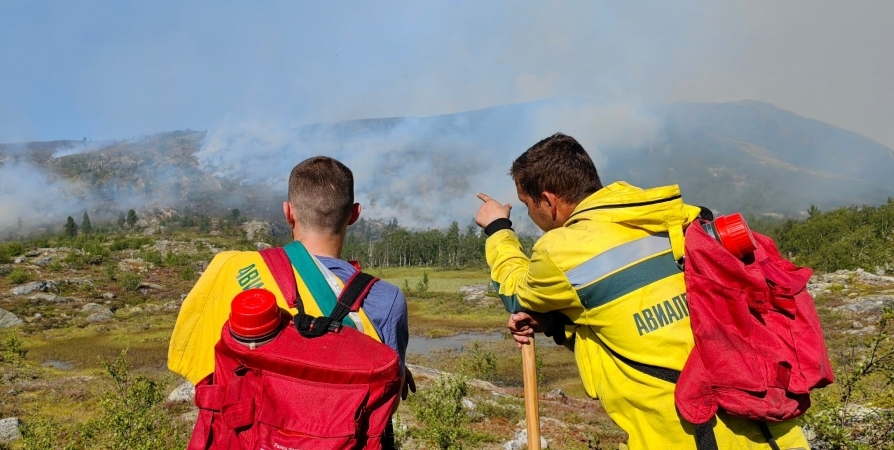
[168,250,380,385]
[486,182,809,449]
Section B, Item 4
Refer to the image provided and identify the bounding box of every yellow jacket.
[168,250,381,385]
[487,182,809,449]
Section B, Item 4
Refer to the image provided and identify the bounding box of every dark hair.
[510,133,602,204]
[288,156,354,235]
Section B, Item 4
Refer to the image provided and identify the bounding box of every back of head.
[288,156,354,235]
[511,133,603,204]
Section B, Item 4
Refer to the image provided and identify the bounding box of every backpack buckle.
[327,319,343,333]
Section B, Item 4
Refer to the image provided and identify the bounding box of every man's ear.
[347,203,361,226]
[283,201,296,228]
[541,192,559,219]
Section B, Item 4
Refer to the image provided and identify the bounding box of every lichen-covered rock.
[0,417,22,443]
[0,309,23,329]
[10,280,57,296]
[29,293,68,303]
[119,258,152,273]
[81,303,113,316]
[834,295,894,314]
[167,380,195,403]
[86,313,112,323]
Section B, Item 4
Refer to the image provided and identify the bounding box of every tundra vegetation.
[0,201,892,449]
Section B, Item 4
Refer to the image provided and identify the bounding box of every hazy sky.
[1,0,892,148]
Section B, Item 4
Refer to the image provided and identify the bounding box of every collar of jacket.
[565,181,701,261]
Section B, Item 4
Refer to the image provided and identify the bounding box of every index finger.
[477,192,494,203]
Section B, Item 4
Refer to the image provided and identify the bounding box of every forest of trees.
[341,218,536,268]
[769,198,894,273]
[33,197,894,274]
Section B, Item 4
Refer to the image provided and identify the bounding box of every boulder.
[10,280,57,296]
[255,242,272,250]
[834,295,894,314]
[86,313,112,323]
[458,284,492,296]
[28,293,68,303]
[545,388,568,403]
[35,257,55,267]
[459,284,500,308]
[0,309,23,329]
[81,303,113,316]
[0,417,22,444]
[118,258,152,273]
[167,380,195,403]
[505,427,548,450]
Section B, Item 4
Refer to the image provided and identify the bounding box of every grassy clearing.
[373,266,491,293]
[406,292,507,337]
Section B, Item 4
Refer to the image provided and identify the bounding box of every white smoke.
[0,160,93,233]
[197,99,664,230]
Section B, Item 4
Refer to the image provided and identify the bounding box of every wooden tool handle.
[522,337,541,450]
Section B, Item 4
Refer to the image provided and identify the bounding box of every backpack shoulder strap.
[258,247,299,308]
[282,241,339,314]
[329,271,378,324]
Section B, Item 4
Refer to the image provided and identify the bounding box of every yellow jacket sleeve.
[485,229,579,314]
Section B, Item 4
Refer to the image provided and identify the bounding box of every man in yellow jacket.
[475,133,809,449]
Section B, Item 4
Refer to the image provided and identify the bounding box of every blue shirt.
[318,256,408,369]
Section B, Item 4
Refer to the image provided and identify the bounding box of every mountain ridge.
[1,100,892,234]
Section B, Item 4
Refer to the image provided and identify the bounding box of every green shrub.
[164,250,192,268]
[802,308,894,449]
[142,249,163,265]
[21,417,79,450]
[179,266,196,281]
[1,334,26,366]
[91,351,188,449]
[459,341,497,381]
[477,396,523,422]
[416,272,430,293]
[119,272,143,292]
[104,262,119,281]
[7,268,31,284]
[5,242,24,256]
[63,251,103,269]
[110,236,152,251]
[408,375,471,450]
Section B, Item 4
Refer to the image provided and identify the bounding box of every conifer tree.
[81,211,93,234]
[126,209,138,228]
[64,216,78,238]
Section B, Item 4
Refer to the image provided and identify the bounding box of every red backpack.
[187,247,402,450]
[612,217,834,450]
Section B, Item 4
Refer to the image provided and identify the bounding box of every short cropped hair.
[510,133,603,205]
[288,156,354,235]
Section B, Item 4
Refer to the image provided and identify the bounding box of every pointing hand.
[476,193,512,228]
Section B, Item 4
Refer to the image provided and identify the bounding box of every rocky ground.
[2,238,894,448]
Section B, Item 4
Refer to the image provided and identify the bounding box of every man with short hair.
[476,133,808,449]
[169,156,411,446]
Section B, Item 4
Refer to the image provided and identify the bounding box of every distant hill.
[1,100,893,234]
[609,100,894,214]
